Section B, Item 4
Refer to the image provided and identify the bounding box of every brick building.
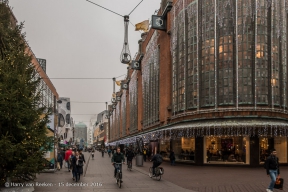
[108,0,288,167]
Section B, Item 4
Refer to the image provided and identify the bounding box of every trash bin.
[136,154,143,167]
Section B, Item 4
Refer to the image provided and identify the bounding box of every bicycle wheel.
[156,174,161,181]
[118,172,122,188]
[148,167,152,178]
[118,179,121,188]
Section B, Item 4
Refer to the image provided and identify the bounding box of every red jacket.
[65,150,72,161]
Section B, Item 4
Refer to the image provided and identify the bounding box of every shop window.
[159,140,170,160]
[159,137,195,163]
[204,136,250,164]
[260,137,287,163]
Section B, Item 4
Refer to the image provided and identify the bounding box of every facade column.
[195,137,204,165]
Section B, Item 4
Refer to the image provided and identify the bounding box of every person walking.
[265,149,280,192]
[70,151,76,180]
[102,148,105,157]
[108,148,112,157]
[169,150,176,166]
[57,151,63,170]
[71,151,84,182]
[143,147,147,162]
[147,149,151,161]
[65,148,72,172]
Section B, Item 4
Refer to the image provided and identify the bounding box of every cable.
[47,78,111,80]
[71,101,106,103]
[128,0,144,16]
[86,0,123,18]
[43,74,126,80]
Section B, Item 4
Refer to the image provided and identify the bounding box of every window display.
[204,136,249,164]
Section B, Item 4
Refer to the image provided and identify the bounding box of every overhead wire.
[86,0,123,18]
[45,74,126,80]
[128,0,144,16]
[85,0,143,33]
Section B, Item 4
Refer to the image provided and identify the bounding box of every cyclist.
[150,151,162,177]
[111,147,125,178]
[126,148,135,168]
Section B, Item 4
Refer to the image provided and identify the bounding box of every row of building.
[106,0,288,167]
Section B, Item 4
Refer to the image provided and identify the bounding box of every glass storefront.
[204,136,250,164]
[260,137,287,163]
[159,139,170,160]
[159,138,195,163]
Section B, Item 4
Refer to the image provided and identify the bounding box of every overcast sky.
[9,0,161,125]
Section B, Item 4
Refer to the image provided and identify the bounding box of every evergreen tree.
[0,2,52,186]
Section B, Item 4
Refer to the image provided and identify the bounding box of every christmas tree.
[0,2,53,186]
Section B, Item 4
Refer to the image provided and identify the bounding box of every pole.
[112,77,116,94]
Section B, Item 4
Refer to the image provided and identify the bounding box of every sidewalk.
[134,158,288,192]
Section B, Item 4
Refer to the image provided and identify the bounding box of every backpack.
[156,155,163,163]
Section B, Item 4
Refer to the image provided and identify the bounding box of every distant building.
[93,110,108,147]
[89,115,97,146]
[74,122,87,148]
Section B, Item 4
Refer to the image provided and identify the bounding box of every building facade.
[108,0,288,166]
[57,97,74,145]
[94,110,109,147]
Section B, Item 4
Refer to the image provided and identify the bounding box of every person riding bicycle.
[150,151,162,176]
[126,148,135,166]
[111,147,125,178]
[91,152,94,159]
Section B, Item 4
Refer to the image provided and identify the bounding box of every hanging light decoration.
[120,15,131,64]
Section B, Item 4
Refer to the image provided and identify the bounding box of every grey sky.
[9,0,161,125]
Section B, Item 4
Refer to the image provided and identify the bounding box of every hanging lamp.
[120,15,131,64]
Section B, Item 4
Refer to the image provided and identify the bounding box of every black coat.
[71,155,84,174]
[169,152,175,160]
[265,155,280,175]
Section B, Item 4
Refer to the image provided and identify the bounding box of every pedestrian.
[57,151,63,170]
[169,150,176,166]
[265,149,280,192]
[143,147,147,162]
[79,149,86,164]
[65,148,72,172]
[71,151,84,182]
[60,148,65,164]
[108,148,112,157]
[70,151,76,180]
[101,148,104,157]
[147,149,151,161]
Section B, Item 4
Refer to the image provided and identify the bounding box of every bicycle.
[127,160,132,171]
[114,163,123,188]
[149,166,164,181]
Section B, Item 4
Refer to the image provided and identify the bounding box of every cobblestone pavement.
[134,157,288,192]
[28,152,191,192]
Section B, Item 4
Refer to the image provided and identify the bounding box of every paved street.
[31,152,190,192]
[5,151,288,192]
[135,157,288,192]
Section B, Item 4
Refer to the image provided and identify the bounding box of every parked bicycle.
[127,160,132,171]
[114,163,123,188]
[149,166,164,181]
